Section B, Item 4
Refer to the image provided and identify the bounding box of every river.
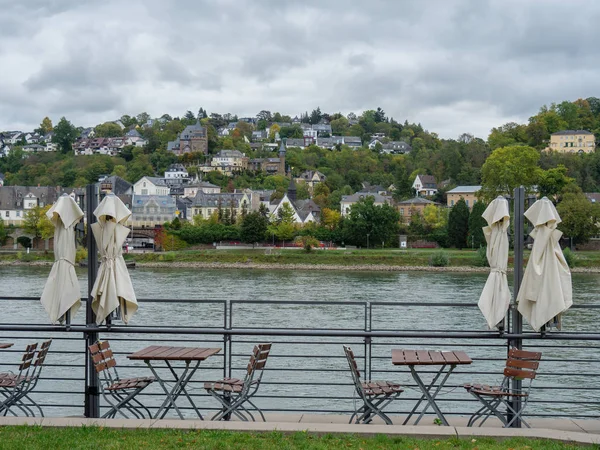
[0,266,599,419]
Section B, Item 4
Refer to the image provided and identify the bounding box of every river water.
[0,266,599,419]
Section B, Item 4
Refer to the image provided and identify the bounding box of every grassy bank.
[3,247,600,270]
[0,427,590,450]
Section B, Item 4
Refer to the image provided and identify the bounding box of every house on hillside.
[397,197,440,224]
[0,186,76,226]
[412,174,437,197]
[368,139,412,154]
[183,181,221,198]
[247,141,286,175]
[269,179,321,224]
[446,186,481,209]
[131,195,177,227]
[545,130,595,154]
[97,176,133,195]
[209,150,248,175]
[133,176,170,196]
[167,121,208,155]
[189,191,250,222]
[295,170,326,192]
[340,191,393,217]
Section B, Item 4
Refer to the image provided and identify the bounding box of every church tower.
[287,177,297,203]
[278,139,286,175]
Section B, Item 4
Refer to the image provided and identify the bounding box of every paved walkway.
[1,414,600,445]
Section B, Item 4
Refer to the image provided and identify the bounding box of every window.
[141,189,148,195]
[400,208,404,215]
[466,200,469,207]
[4,211,8,217]
[451,200,454,206]
[16,211,20,217]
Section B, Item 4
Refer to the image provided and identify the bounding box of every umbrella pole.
[84,184,100,418]
[509,186,525,428]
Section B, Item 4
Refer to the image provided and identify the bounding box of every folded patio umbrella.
[40,194,85,324]
[90,194,137,324]
[478,196,511,329]
[517,197,572,332]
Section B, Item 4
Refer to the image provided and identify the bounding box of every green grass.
[0,427,593,450]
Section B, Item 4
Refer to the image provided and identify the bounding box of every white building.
[133,176,170,196]
[412,174,438,197]
[340,192,393,217]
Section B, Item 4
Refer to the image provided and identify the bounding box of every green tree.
[23,205,54,247]
[343,197,400,248]
[557,185,600,245]
[240,211,269,247]
[448,198,470,249]
[538,165,574,200]
[480,145,542,200]
[94,122,123,137]
[52,117,79,154]
[468,200,487,248]
[0,217,8,246]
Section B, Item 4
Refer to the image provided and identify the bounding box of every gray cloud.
[1,0,599,138]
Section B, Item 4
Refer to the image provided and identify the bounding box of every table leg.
[405,365,453,426]
[145,360,185,420]
[414,364,456,425]
[164,360,204,420]
[403,365,446,425]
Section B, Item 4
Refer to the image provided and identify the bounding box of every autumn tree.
[36,117,53,135]
[23,205,54,247]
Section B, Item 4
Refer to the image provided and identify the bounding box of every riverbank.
[2,248,600,272]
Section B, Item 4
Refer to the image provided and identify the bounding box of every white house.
[133,176,170,196]
[412,174,438,197]
[340,192,393,217]
[164,164,189,180]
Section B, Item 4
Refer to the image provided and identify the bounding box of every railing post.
[509,186,525,428]
[84,184,100,418]
[364,301,371,380]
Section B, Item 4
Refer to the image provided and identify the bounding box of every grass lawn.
[0,427,593,450]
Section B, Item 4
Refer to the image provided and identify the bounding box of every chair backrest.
[504,348,542,382]
[244,343,271,388]
[31,339,52,379]
[17,343,38,378]
[343,345,363,393]
[89,340,118,384]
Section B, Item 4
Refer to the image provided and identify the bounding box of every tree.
[268,124,281,141]
[538,165,574,200]
[120,115,137,127]
[309,107,322,125]
[557,184,600,246]
[468,200,487,248]
[321,208,341,230]
[37,117,53,135]
[240,212,269,247]
[343,197,400,247]
[94,122,123,137]
[23,205,54,247]
[422,204,448,230]
[52,117,79,154]
[136,112,151,125]
[480,145,542,200]
[448,199,470,249]
[0,217,8,246]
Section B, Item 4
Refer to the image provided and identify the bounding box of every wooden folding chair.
[205,343,271,421]
[0,340,52,417]
[89,340,155,419]
[344,345,403,425]
[465,348,542,428]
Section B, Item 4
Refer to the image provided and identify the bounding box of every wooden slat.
[416,350,432,364]
[128,345,221,361]
[0,343,13,349]
[509,348,542,360]
[442,351,459,364]
[403,350,419,364]
[452,351,473,364]
[507,358,539,370]
[504,367,536,379]
[99,341,110,350]
[391,349,405,365]
[429,351,446,364]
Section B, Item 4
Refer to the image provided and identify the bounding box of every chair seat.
[106,377,154,391]
[204,378,257,393]
[0,374,30,388]
[464,383,529,397]
[361,381,403,397]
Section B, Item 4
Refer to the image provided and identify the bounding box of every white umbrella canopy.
[478,196,511,329]
[90,194,137,325]
[40,194,84,324]
[517,197,572,332]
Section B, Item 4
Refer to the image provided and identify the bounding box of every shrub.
[17,236,32,249]
[75,246,88,263]
[158,252,176,262]
[562,247,576,268]
[429,251,449,267]
[19,252,34,262]
[474,246,490,267]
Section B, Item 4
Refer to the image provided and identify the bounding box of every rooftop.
[447,185,482,194]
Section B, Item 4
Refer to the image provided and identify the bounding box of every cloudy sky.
[0,0,598,139]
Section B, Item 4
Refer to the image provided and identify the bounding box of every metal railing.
[1,296,600,423]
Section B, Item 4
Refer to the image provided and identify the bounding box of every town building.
[546,130,595,153]
[368,139,412,154]
[295,170,326,193]
[0,186,75,226]
[189,191,250,222]
[133,176,170,196]
[412,174,438,197]
[248,140,286,175]
[209,150,249,175]
[269,179,321,224]
[340,192,393,217]
[183,181,221,198]
[164,164,189,181]
[397,197,440,224]
[97,176,133,195]
[446,185,481,209]
[167,121,208,155]
[130,195,177,227]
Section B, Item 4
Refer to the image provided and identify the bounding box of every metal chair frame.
[0,340,52,417]
[89,340,154,419]
[465,347,542,428]
[344,345,403,425]
[205,343,272,421]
